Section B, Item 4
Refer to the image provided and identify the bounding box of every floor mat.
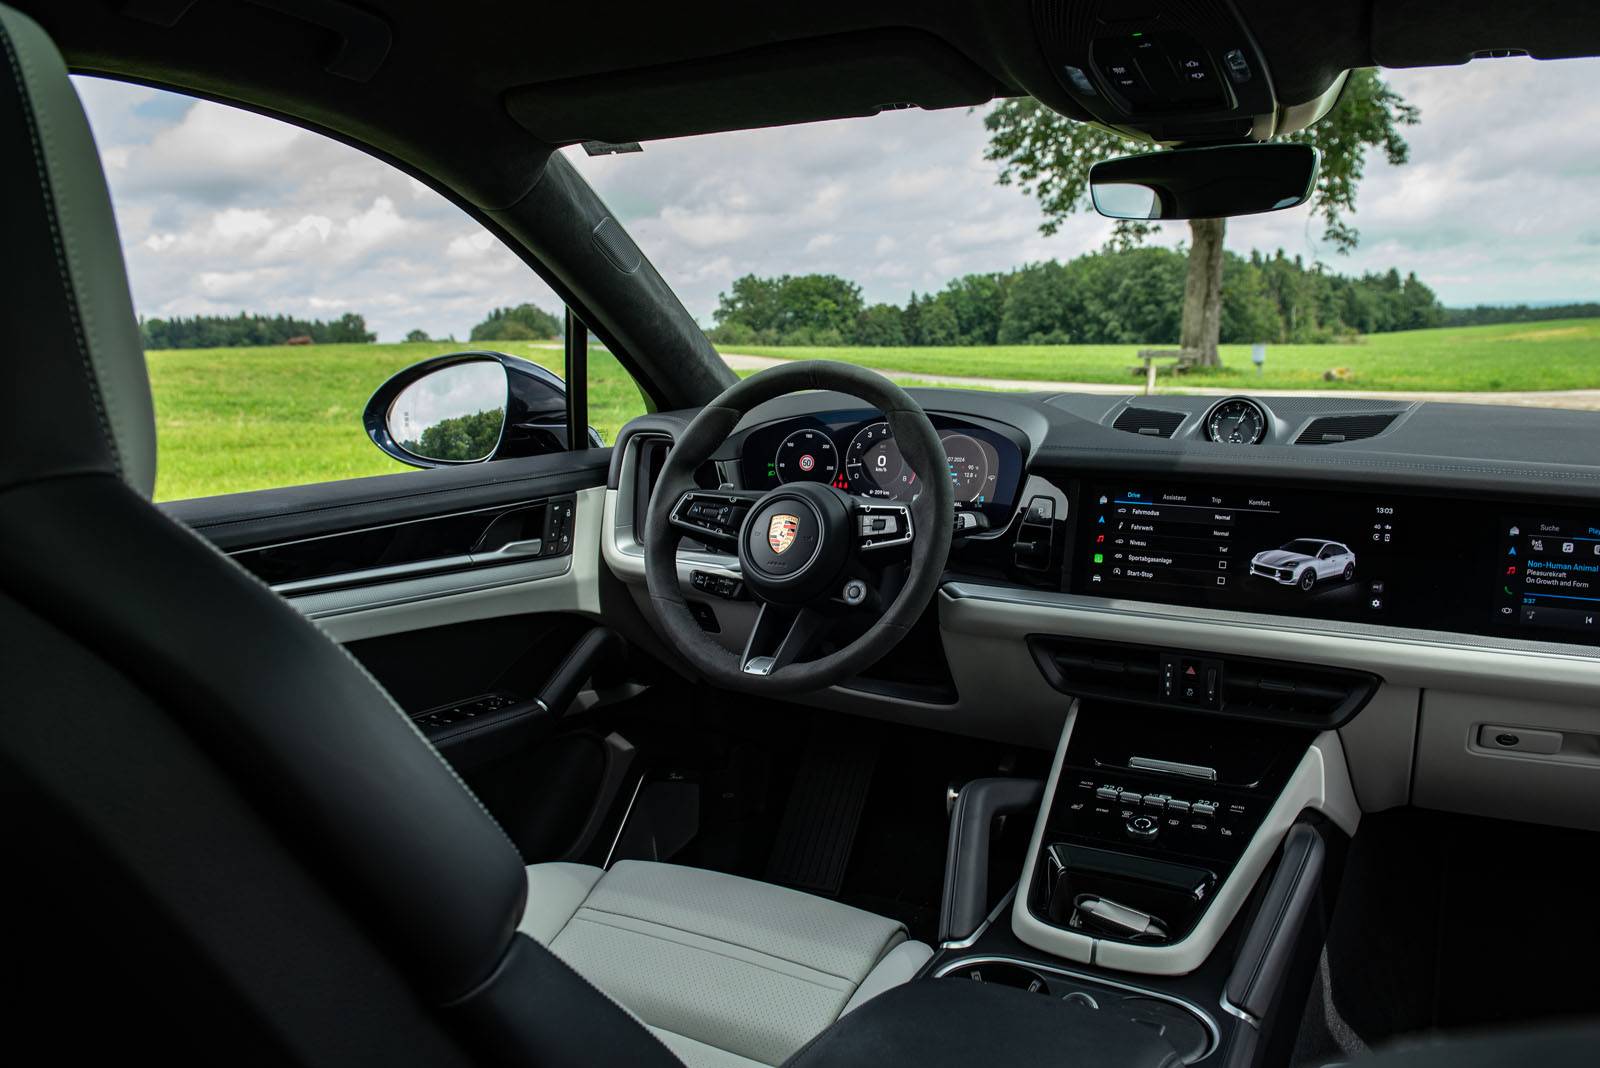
[1293,809,1600,1063]
[764,729,881,895]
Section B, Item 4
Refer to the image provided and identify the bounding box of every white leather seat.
[519,860,934,1068]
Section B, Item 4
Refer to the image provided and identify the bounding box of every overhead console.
[1030,0,1329,143]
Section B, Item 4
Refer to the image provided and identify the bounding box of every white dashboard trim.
[940,582,1600,706]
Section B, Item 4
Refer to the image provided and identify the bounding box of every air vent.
[1295,413,1401,445]
[1112,407,1186,438]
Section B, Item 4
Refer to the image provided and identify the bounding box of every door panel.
[285,485,605,643]
[167,452,617,821]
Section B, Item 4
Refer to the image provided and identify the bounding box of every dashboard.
[707,395,1600,650]
[736,409,1025,530]
[606,384,1600,851]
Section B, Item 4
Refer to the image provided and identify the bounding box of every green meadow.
[145,318,1600,501]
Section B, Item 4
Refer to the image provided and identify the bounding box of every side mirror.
[1090,143,1319,221]
[364,350,600,469]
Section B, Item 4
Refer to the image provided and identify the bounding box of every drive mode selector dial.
[1126,815,1160,840]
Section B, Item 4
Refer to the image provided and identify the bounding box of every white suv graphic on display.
[1250,539,1356,592]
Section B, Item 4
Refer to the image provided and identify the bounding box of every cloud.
[75,55,1600,343]
[76,76,564,341]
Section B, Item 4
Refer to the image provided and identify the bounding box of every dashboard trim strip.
[940,578,1600,661]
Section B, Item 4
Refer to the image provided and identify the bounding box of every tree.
[919,300,960,345]
[324,312,377,343]
[405,328,432,343]
[853,303,907,346]
[471,303,563,341]
[711,273,863,344]
[983,69,1419,364]
[935,274,1008,344]
[404,408,505,462]
[138,311,374,348]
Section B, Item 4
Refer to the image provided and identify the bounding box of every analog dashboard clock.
[1205,397,1269,445]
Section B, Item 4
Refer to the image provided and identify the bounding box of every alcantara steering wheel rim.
[642,361,954,694]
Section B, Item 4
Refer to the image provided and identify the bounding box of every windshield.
[1280,541,1328,556]
[565,55,1600,412]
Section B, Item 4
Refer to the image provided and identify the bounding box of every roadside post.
[1252,343,1267,375]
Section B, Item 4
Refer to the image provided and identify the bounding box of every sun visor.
[504,28,1004,145]
[1373,0,1600,66]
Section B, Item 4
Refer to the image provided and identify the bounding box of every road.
[718,353,1600,411]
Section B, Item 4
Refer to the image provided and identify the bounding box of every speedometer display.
[774,428,838,485]
[845,422,913,499]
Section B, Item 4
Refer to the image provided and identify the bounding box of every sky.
[74,55,1600,343]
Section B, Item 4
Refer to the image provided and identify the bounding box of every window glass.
[563,58,1600,413]
[74,77,642,501]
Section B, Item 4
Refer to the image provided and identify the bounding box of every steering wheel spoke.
[853,500,914,551]
[668,488,762,548]
[740,602,831,676]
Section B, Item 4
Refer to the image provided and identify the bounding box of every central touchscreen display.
[1076,481,1401,622]
[1069,477,1600,646]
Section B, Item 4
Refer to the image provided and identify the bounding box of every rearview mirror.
[364,350,599,469]
[1090,143,1319,221]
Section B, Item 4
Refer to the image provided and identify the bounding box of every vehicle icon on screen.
[1249,539,1356,592]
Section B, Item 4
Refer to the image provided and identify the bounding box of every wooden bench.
[1129,348,1202,395]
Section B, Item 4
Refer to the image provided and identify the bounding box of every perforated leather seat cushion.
[519,860,933,1067]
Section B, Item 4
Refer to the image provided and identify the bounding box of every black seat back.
[0,7,676,1063]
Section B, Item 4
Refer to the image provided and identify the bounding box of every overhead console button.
[1222,48,1253,83]
[1093,43,1155,104]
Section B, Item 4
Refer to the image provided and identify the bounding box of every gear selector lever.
[1070,894,1169,941]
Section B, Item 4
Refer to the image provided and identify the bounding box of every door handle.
[469,538,543,563]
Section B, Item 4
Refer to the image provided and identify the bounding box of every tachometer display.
[845,422,913,499]
[774,429,838,485]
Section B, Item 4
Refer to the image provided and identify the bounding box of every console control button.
[1143,794,1168,810]
[1166,799,1191,814]
[1126,815,1160,840]
[1096,785,1120,800]
[1191,801,1218,818]
[1118,792,1143,806]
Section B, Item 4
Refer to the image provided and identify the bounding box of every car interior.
[3,2,1599,1066]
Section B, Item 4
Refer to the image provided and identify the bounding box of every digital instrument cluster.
[738,410,1023,528]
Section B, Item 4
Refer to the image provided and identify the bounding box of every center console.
[1007,640,1367,976]
[1019,705,1310,959]
[927,694,1356,1064]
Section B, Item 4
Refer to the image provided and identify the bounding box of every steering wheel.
[643,361,954,693]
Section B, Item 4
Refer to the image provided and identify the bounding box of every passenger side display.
[1501,518,1600,635]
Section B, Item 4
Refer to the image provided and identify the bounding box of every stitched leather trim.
[0,17,120,474]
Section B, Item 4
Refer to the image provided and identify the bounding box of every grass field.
[146,340,647,501]
[737,318,1600,393]
[145,318,1600,501]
